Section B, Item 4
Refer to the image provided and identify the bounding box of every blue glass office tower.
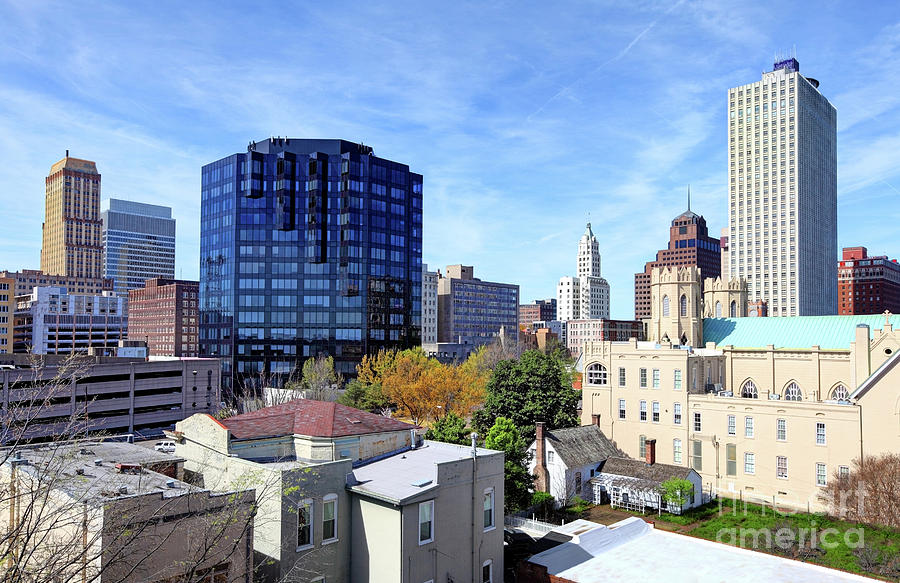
[200,138,422,394]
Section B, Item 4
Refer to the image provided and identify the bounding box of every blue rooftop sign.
[773,58,799,73]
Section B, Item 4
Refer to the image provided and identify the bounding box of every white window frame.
[652,369,660,389]
[776,456,788,479]
[618,399,626,420]
[727,415,736,436]
[586,363,608,386]
[639,368,647,388]
[776,418,786,441]
[651,401,660,423]
[296,498,314,550]
[839,465,850,480]
[618,367,626,387]
[322,494,338,544]
[639,400,647,422]
[744,452,755,474]
[482,559,493,583]
[673,402,682,425]
[418,500,434,545]
[745,416,754,438]
[483,488,495,531]
[816,463,827,487]
[673,438,682,464]
[693,412,702,433]
[674,369,682,390]
[816,422,826,446]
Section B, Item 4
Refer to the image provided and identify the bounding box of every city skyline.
[1,3,900,318]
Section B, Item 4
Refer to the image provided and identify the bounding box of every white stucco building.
[421,264,438,345]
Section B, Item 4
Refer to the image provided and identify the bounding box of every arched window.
[662,295,670,317]
[680,295,687,317]
[784,382,803,401]
[715,301,722,318]
[741,380,758,399]
[831,385,849,401]
[586,363,608,386]
[729,300,736,317]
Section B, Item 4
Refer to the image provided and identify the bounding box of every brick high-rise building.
[838,247,900,315]
[129,278,199,357]
[41,152,103,279]
[634,199,721,320]
[519,299,557,330]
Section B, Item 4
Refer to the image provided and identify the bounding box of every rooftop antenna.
[687,184,691,211]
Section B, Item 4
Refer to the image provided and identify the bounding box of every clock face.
[749,309,758,317]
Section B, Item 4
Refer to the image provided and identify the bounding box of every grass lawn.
[688,498,900,580]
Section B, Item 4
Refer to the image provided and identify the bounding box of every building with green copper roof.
[702,313,900,350]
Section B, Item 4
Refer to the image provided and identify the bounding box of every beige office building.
[580,266,900,511]
[41,153,103,279]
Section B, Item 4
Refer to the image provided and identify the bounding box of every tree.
[424,413,470,445]
[473,350,579,440]
[380,348,438,424]
[295,354,343,401]
[820,453,900,529]
[484,417,533,512]
[337,379,391,414]
[659,478,695,513]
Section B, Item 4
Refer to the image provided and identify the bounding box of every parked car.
[154,441,176,453]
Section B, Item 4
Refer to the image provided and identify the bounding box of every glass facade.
[102,199,176,293]
[199,138,422,394]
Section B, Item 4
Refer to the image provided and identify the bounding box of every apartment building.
[579,266,900,511]
[437,265,519,346]
[422,264,438,345]
[0,440,254,583]
[128,278,199,357]
[838,246,900,315]
[174,400,504,583]
[0,276,13,353]
[565,319,644,358]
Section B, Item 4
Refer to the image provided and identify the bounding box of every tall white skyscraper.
[727,57,837,316]
[557,223,610,321]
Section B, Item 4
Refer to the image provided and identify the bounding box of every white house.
[528,418,620,505]
[590,439,704,515]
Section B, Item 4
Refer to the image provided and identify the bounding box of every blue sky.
[1,1,899,319]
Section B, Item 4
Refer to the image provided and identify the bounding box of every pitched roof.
[221,400,416,440]
[597,457,694,484]
[850,348,900,399]
[703,314,900,350]
[545,425,620,468]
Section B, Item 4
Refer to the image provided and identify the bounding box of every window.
[816,422,826,445]
[727,415,736,436]
[839,465,850,480]
[322,495,337,542]
[586,363,607,385]
[693,412,702,432]
[692,440,702,471]
[639,368,647,388]
[618,367,626,387]
[297,500,313,549]
[482,560,493,583]
[618,399,626,420]
[640,400,647,422]
[726,443,737,476]
[730,300,737,317]
[784,382,802,401]
[639,435,647,458]
[662,295,670,316]
[831,385,849,401]
[673,439,682,464]
[673,402,682,425]
[715,301,722,318]
[741,380,758,399]
[418,501,434,544]
[744,452,755,474]
[652,401,660,423]
[776,418,786,441]
[674,369,682,390]
[652,369,660,388]
[776,456,788,479]
[680,294,687,316]
[483,488,495,530]
[816,463,827,487]
[745,417,754,438]
[547,451,555,464]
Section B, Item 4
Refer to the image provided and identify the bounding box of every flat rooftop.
[527,517,876,582]
[348,440,500,504]
[3,440,200,504]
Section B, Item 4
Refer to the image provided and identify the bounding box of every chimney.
[645,439,657,465]
[535,422,549,492]
[592,414,601,427]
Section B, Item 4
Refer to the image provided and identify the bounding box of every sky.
[1,1,899,319]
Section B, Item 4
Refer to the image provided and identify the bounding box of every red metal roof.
[221,400,416,439]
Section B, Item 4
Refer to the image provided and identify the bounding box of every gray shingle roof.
[546,425,621,468]
[598,457,693,484]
